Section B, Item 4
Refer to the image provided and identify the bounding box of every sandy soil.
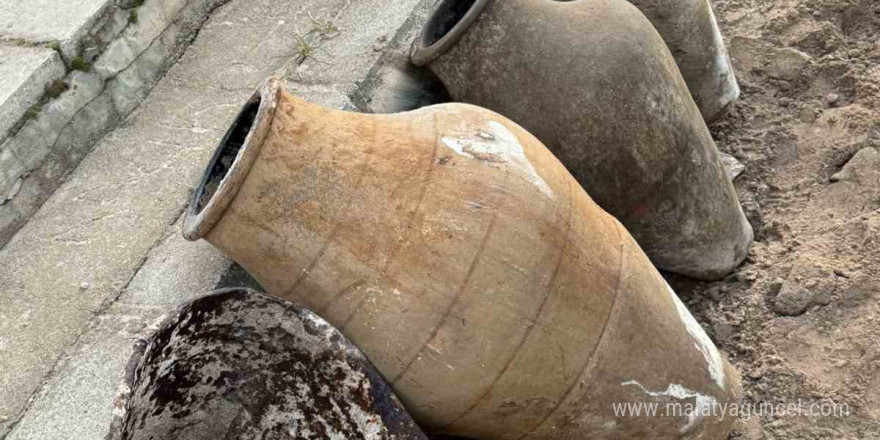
[665,0,880,438]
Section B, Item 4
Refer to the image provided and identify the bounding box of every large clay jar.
[410,0,753,280]
[184,77,741,439]
[107,288,428,440]
[621,0,741,121]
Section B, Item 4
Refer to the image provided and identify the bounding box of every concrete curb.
[0,0,232,248]
[0,46,66,143]
[0,0,433,437]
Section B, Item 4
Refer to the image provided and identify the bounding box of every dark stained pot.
[411,0,753,280]
[182,77,742,439]
[105,288,429,440]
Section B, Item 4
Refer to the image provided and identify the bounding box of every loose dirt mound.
[667,0,880,438]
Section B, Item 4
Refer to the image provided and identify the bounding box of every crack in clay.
[442,121,553,198]
[622,380,718,433]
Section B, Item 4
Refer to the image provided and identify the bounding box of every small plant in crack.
[70,56,92,72]
[129,9,139,24]
[23,103,43,121]
[47,40,62,54]
[294,33,317,57]
[308,12,340,38]
[290,12,341,65]
[45,79,69,99]
[292,34,333,65]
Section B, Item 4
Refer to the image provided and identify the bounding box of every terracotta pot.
[621,0,740,121]
[106,288,428,440]
[183,77,741,439]
[410,0,753,280]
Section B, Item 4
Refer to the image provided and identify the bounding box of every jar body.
[413,0,753,280]
[185,80,742,439]
[624,0,741,121]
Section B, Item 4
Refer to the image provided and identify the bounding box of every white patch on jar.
[665,282,726,390]
[442,121,553,198]
[622,380,718,433]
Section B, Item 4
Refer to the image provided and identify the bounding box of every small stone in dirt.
[720,152,746,180]
[798,106,818,122]
[773,262,837,316]
[767,47,812,81]
[774,282,814,315]
[741,194,764,241]
[823,93,840,107]
[769,278,785,294]
[830,147,880,182]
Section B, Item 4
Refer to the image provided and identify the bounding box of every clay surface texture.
[413,0,754,280]
[106,288,428,440]
[185,78,742,439]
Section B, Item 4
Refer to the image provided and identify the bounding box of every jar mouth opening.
[183,77,282,241]
[411,0,491,66]
[194,97,260,215]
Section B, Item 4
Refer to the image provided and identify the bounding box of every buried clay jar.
[106,288,429,440]
[411,0,754,281]
[625,0,741,121]
[183,77,742,439]
[555,0,742,121]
